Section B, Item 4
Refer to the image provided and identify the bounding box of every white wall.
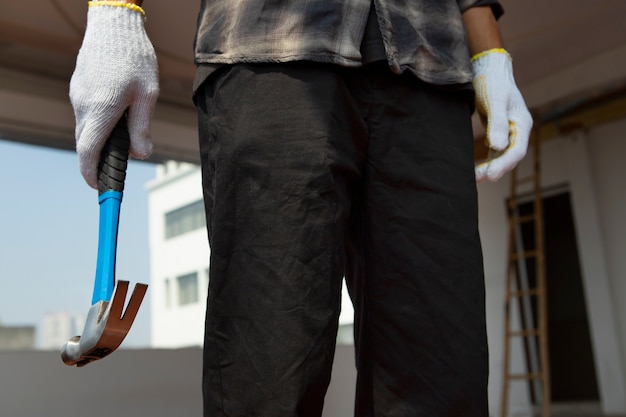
[148,164,208,348]
[478,122,626,415]
[586,119,626,392]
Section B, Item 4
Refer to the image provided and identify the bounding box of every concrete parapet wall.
[0,346,357,417]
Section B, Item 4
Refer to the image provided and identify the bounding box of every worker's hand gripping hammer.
[61,115,148,367]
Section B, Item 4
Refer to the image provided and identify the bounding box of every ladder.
[500,126,551,417]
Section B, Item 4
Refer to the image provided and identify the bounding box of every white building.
[0,322,36,351]
[147,161,209,348]
[39,312,85,350]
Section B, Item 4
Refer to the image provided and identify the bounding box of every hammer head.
[61,280,148,367]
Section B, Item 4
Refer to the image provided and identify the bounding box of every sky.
[0,139,155,348]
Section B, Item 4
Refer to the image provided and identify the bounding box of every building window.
[177,272,199,306]
[165,200,205,239]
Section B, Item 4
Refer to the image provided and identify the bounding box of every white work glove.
[472,48,532,182]
[70,1,159,188]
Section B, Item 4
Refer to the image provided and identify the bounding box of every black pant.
[196,62,488,417]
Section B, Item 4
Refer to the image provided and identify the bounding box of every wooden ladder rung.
[507,289,539,298]
[507,329,540,337]
[514,175,536,186]
[512,214,536,224]
[508,373,543,381]
[509,250,538,261]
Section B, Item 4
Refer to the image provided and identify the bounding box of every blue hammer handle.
[92,115,130,305]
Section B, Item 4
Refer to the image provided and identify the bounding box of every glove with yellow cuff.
[472,48,533,182]
[70,1,159,188]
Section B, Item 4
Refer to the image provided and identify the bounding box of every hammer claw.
[120,283,148,323]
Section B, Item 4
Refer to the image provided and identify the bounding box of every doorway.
[517,190,599,402]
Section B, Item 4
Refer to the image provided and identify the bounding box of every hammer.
[61,115,149,367]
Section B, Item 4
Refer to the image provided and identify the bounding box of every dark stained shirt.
[193,0,503,87]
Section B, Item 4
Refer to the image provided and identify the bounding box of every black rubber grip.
[97,115,130,195]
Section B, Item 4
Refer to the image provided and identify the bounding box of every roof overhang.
[1,0,626,162]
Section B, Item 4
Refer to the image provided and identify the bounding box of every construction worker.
[70,0,532,416]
